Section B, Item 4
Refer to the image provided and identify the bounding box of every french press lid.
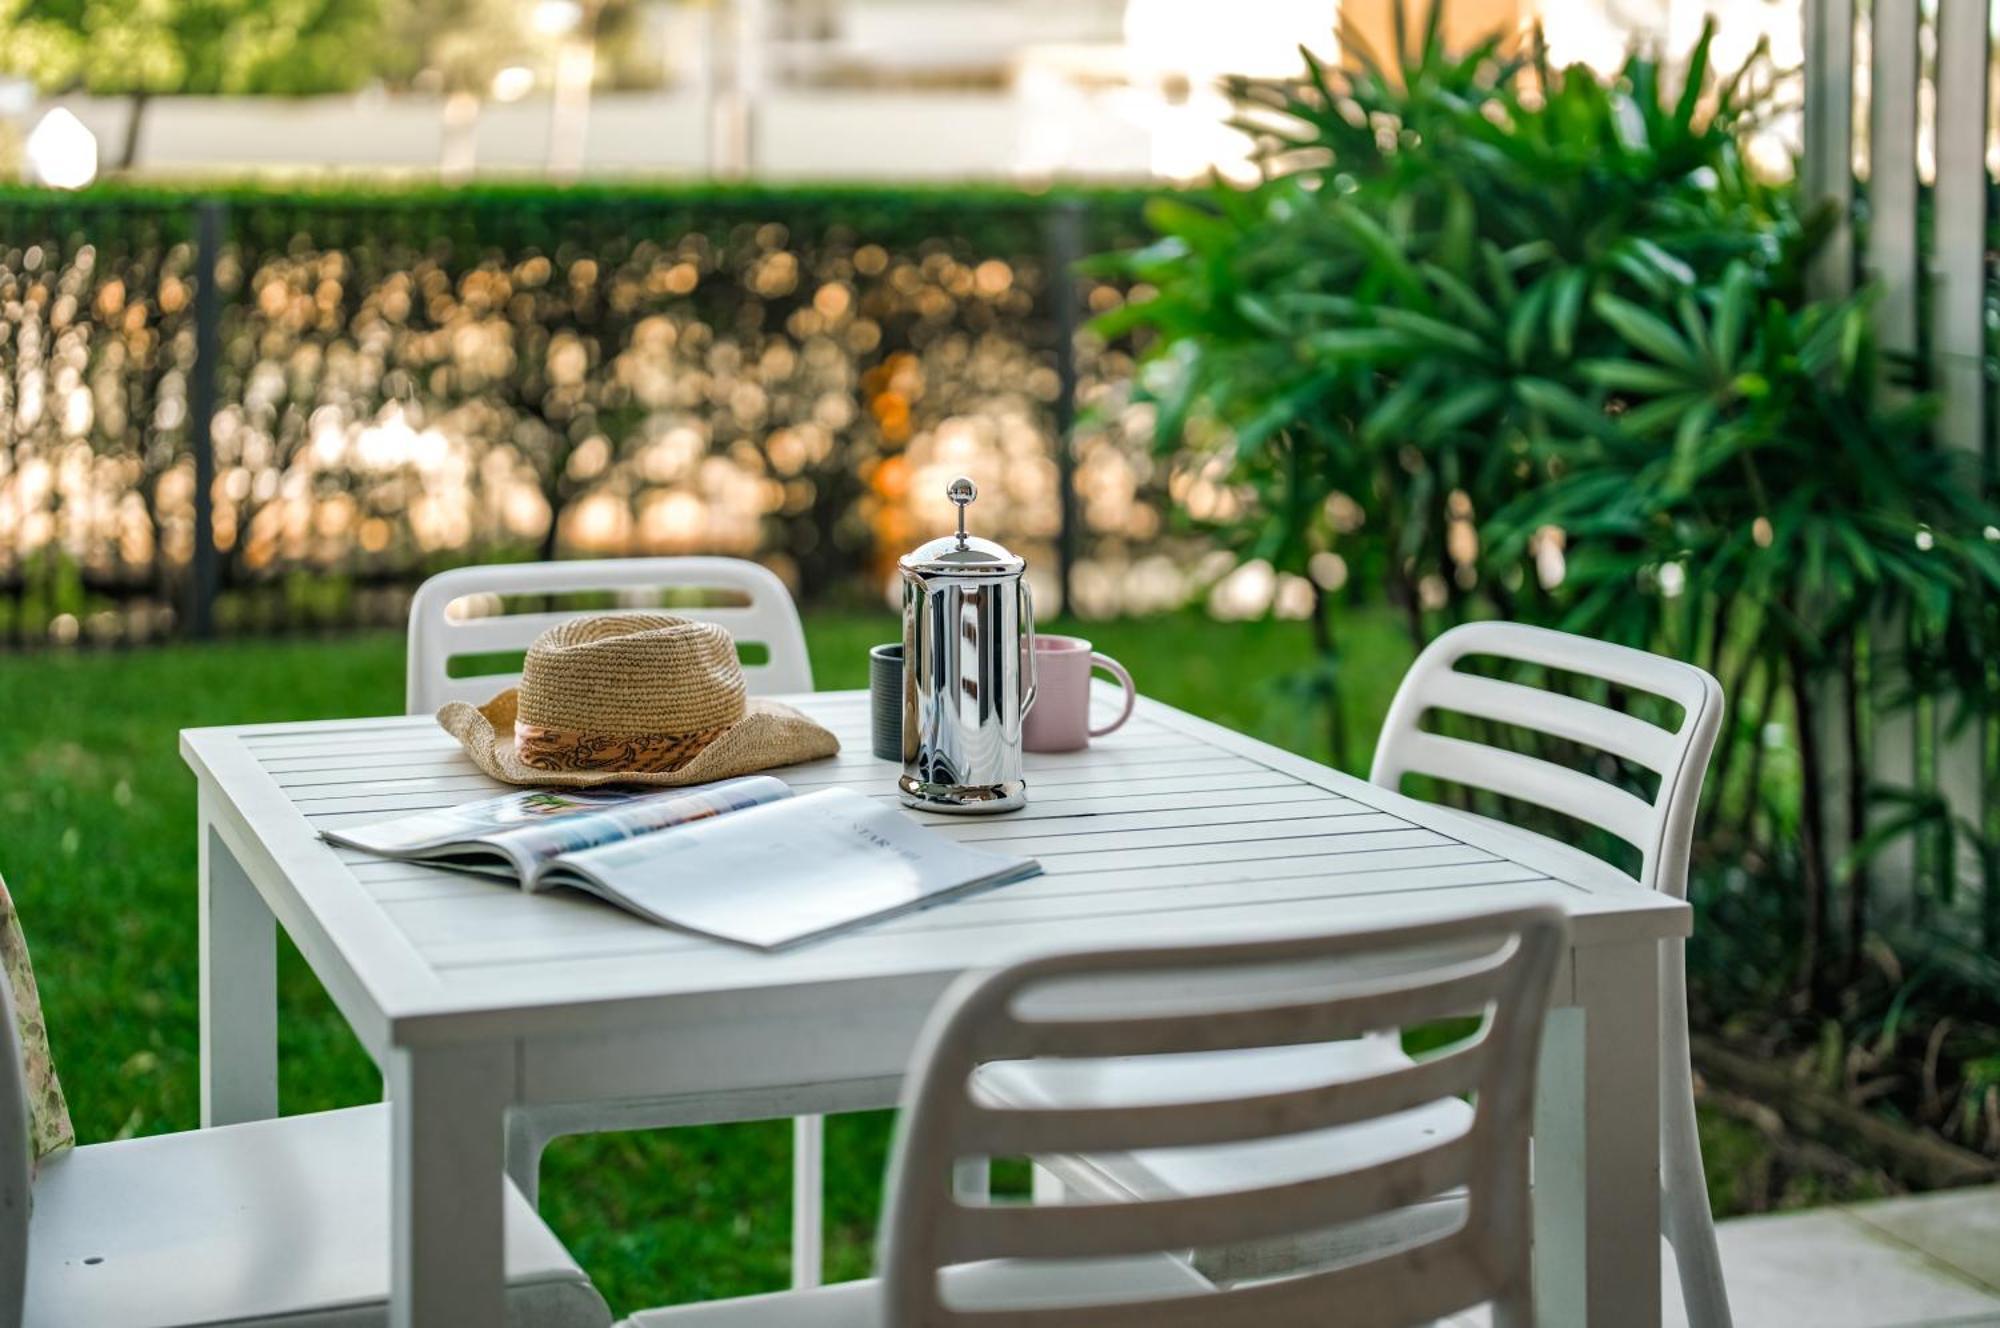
[899,477,1025,576]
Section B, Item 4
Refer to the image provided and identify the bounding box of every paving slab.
[1690,1205,2000,1328]
[1846,1187,2000,1297]
[1303,1186,2000,1326]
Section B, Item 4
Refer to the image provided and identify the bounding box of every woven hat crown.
[515,614,748,737]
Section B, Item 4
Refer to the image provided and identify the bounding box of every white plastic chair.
[618,905,1568,1328]
[0,978,608,1327]
[406,556,831,1287]
[407,556,814,711]
[991,621,1732,1326]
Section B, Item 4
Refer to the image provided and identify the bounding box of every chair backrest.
[1370,622,1723,898]
[405,557,814,713]
[0,975,33,1328]
[878,906,1567,1328]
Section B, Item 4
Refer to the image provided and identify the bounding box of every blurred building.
[8,0,1793,185]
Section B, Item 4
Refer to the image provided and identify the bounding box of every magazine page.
[323,776,795,881]
[541,787,1040,950]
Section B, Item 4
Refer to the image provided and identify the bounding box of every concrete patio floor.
[1441,1185,2000,1326]
[1664,1185,2000,1327]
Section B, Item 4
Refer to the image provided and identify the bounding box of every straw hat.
[437,613,838,787]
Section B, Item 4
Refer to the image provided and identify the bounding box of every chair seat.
[976,1038,1473,1282]
[619,1253,1214,1327]
[25,1103,609,1328]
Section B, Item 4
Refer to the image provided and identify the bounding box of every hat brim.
[438,689,840,788]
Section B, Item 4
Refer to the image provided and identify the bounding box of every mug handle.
[1088,653,1136,738]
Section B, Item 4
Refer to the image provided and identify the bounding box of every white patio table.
[183,687,1684,1328]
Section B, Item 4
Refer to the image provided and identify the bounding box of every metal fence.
[1802,0,1997,925]
[0,184,1202,647]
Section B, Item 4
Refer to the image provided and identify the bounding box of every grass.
[0,609,1420,1315]
[0,608,1864,1311]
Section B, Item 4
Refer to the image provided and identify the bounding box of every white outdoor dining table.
[183,687,1685,1328]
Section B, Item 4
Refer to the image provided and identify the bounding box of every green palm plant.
[1097,0,2000,1006]
[1097,5,1791,754]
[1492,270,2000,988]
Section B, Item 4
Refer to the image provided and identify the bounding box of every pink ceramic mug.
[1022,635,1135,753]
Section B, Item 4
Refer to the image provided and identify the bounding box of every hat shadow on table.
[437,613,838,787]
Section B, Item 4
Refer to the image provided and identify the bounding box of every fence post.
[1932,0,1994,922]
[1801,0,1854,299]
[1861,0,1923,902]
[1799,0,1860,966]
[1047,198,1084,617]
[188,198,224,640]
[1804,0,1992,935]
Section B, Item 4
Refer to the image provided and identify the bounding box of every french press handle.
[1019,576,1038,717]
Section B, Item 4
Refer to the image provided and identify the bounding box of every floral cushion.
[0,872,72,1161]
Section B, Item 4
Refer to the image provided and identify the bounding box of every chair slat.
[1088,1232,1487,1328]
[981,955,1510,1061]
[963,1040,1485,1156]
[1419,672,1682,772]
[438,606,774,655]
[929,1238,1485,1328]
[1424,621,1717,712]
[1393,731,1656,849]
[942,1135,1472,1263]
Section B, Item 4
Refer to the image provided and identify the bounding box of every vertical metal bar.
[1048,199,1084,617]
[1803,0,1857,298]
[189,198,224,640]
[1932,0,1992,906]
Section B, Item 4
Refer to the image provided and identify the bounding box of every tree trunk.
[1308,580,1349,771]
[547,5,601,181]
[1843,635,1869,978]
[1703,597,1753,838]
[538,475,564,565]
[1734,659,1778,845]
[118,92,150,172]
[1788,645,1833,1006]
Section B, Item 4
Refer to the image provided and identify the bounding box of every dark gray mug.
[869,643,904,761]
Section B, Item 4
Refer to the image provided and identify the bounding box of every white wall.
[833,0,1125,70]
[32,86,1171,181]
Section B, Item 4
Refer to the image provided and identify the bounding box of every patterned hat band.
[514,720,730,774]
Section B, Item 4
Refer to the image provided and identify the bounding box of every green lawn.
[0,610,1421,1314]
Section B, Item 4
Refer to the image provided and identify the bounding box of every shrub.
[1099,1,2000,1025]
[0,183,1159,640]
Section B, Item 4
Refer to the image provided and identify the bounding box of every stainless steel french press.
[898,477,1037,814]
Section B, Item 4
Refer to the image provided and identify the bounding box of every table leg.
[1534,941,1663,1327]
[391,1041,515,1328]
[199,796,277,1126]
[792,1115,824,1289]
[953,1157,992,1203]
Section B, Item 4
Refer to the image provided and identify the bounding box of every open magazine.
[323,778,1040,950]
